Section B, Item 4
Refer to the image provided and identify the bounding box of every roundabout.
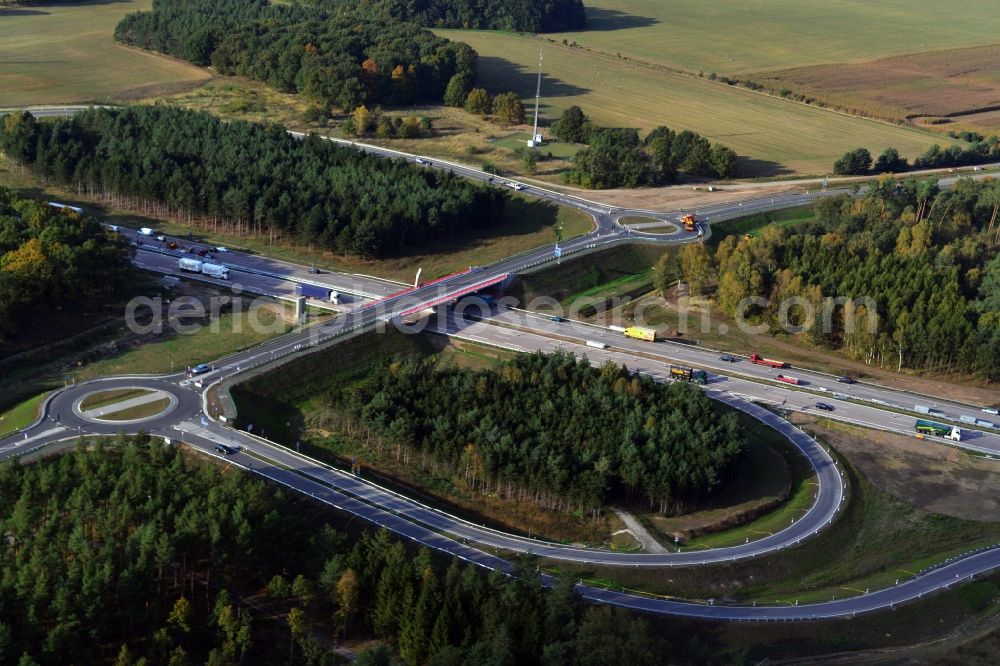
[34,376,205,439]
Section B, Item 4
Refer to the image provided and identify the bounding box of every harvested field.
[0,0,209,106]
[742,45,1000,125]
[546,0,1000,75]
[441,30,957,177]
[944,108,1000,133]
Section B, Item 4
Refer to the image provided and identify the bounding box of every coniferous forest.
[318,0,588,32]
[0,187,133,343]
[0,108,507,257]
[0,437,667,665]
[329,352,746,514]
[116,0,479,110]
[704,178,1000,378]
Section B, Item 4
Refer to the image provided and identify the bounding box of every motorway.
[2,105,1000,620]
[2,293,999,620]
[129,235,404,306]
[3,355,999,621]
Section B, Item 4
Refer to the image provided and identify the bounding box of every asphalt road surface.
[4,368,999,621]
[3,105,1000,620]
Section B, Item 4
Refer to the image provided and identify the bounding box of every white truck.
[200,262,230,280]
[178,257,202,273]
[178,258,230,280]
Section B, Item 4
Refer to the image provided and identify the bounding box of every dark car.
[836,376,855,384]
[308,267,320,274]
[214,444,235,455]
[816,402,835,411]
[719,354,738,362]
[549,315,563,322]
[197,249,210,257]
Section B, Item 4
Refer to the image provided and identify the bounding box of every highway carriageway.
[2,309,998,620]
[482,306,997,437]
[435,310,1000,456]
[173,407,1000,620]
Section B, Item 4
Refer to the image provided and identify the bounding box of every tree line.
[0,186,133,344]
[833,137,1000,175]
[676,177,1000,379]
[0,436,672,665]
[551,106,738,188]
[317,0,587,33]
[0,107,507,258]
[114,0,478,110]
[329,351,745,514]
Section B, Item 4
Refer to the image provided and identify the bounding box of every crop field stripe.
[539,0,1000,75]
[442,30,960,176]
[0,0,209,107]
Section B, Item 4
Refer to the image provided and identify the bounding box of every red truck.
[775,374,800,385]
[749,353,788,368]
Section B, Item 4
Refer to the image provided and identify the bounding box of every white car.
[215,246,229,253]
[139,227,154,236]
[156,235,166,241]
[983,407,1000,415]
[414,157,426,165]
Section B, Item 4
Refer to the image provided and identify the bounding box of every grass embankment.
[436,29,959,177]
[513,242,668,307]
[0,0,208,106]
[547,432,1000,607]
[74,307,293,381]
[706,205,815,245]
[649,412,811,550]
[78,388,153,412]
[0,294,296,418]
[674,571,1000,662]
[0,392,47,437]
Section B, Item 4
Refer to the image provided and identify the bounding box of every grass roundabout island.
[618,216,678,234]
[76,388,175,423]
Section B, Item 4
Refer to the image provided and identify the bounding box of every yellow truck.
[623,326,657,342]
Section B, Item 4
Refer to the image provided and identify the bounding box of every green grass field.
[439,30,959,176]
[73,308,294,381]
[0,0,208,107]
[0,392,47,436]
[546,0,1000,75]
